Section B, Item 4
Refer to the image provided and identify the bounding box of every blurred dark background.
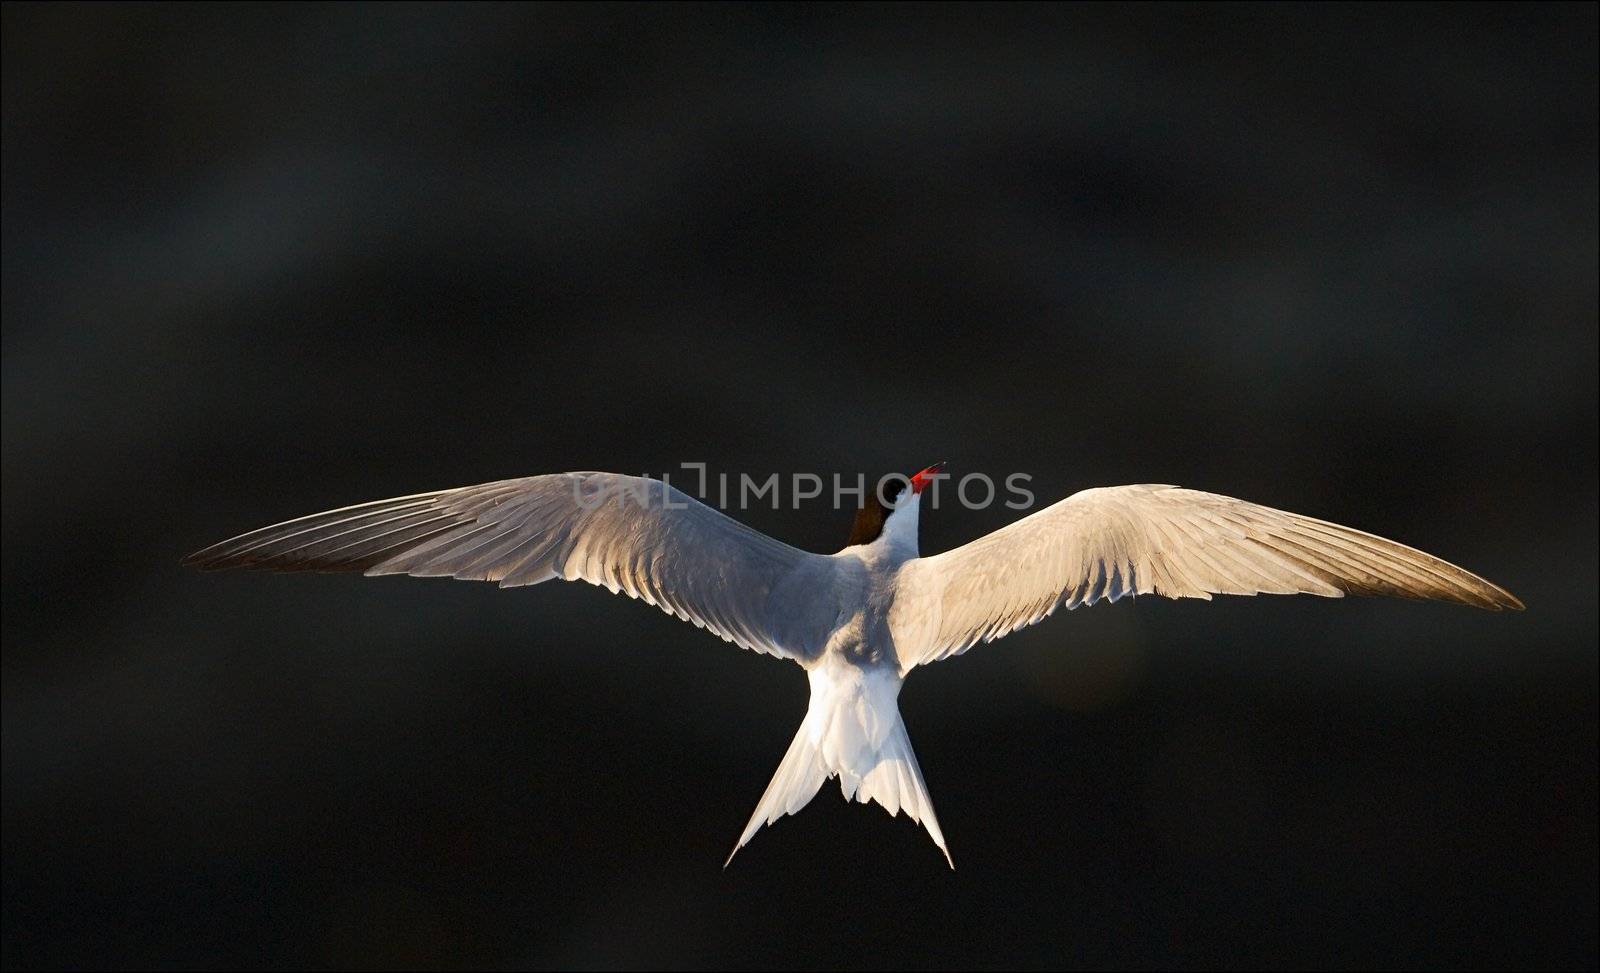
[3,3,1596,969]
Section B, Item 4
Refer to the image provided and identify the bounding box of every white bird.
[185,464,1522,866]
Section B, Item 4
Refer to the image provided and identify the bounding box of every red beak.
[910,461,948,495]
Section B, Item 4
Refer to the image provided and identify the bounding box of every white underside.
[727,659,951,867]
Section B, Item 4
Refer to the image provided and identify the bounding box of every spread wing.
[891,484,1522,668]
[185,472,835,662]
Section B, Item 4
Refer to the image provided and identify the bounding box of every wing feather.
[186,472,832,662]
[892,484,1521,667]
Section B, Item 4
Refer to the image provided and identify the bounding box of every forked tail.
[726,717,831,866]
[726,705,952,868]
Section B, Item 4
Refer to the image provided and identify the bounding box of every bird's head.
[844,462,946,550]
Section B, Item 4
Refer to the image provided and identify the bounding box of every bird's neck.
[873,495,921,558]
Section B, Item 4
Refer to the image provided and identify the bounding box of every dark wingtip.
[182,543,262,572]
[182,543,229,571]
[1467,579,1524,611]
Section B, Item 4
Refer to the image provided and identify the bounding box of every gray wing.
[891,484,1522,668]
[186,472,835,662]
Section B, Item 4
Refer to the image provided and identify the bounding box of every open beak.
[910,461,948,494]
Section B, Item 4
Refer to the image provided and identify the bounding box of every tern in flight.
[186,464,1521,866]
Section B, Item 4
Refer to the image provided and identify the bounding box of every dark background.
[3,3,1596,969]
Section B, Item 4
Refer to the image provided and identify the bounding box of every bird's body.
[187,465,1521,866]
[733,487,944,863]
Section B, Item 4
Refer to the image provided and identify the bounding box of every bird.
[185,463,1522,867]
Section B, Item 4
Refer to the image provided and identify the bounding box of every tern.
[186,464,1521,866]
